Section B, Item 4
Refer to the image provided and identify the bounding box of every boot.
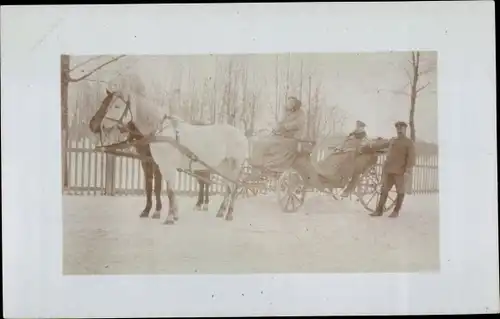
[370,191,388,217]
[388,194,405,218]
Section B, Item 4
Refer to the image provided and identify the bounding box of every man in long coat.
[371,121,416,218]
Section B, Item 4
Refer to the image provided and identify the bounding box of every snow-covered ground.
[63,193,439,274]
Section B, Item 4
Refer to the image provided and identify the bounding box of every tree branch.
[377,86,410,96]
[69,55,126,83]
[69,55,104,72]
[404,67,412,81]
[416,81,431,93]
[418,66,435,76]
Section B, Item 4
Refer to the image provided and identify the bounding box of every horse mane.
[131,94,170,136]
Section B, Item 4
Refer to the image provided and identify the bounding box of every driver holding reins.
[250,96,306,170]
[274,96,306,139]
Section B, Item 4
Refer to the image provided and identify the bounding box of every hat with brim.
[395,121,408,128]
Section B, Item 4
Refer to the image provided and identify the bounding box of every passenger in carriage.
[340,120,370,197]
[347,120,368,140]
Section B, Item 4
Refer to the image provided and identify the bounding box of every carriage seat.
[296,139,315,154]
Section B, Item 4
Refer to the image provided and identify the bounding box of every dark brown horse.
[89,96,164,218]
[194,171,211,211]
[123,122,164,218]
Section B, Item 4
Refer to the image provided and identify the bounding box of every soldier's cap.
[356,120,366,127]
[395,121,408,128]
[287,96,302,108]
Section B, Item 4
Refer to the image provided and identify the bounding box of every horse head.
[89,88,135,136]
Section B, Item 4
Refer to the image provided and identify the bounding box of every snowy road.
[63,193,439,274]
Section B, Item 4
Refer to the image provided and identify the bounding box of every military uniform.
[341,120,369,197]
[371,121,416,217]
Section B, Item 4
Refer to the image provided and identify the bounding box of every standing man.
[371,121,416,218]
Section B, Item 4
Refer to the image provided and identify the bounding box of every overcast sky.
[69,51,437,143]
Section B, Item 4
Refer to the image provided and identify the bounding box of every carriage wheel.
[237,184,259,198]
[356,166,397,213]
[331,187,343,200]
[277,169,306,213]
[238,166,260,198]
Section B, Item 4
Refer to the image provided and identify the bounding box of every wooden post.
[61,130,66,193]
[104,153,116,195]
[299,58,303,101]
[275,55,279,123]
[307,76,312,139]
[61,55,70,188]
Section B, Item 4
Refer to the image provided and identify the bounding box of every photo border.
[2,2,497,316]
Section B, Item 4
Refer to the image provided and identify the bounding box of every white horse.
[95,88,249,225]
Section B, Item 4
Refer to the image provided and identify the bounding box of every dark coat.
[382,136,416,175]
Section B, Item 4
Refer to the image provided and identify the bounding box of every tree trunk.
[299,59,303,101]
[61,54,70,188]
[307,76,312,139]
[409,52,420,142]
[274,55,279,124]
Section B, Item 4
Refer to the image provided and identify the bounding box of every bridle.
[98,92,133,149]
[103,92,133,128]
[96,94,177,151]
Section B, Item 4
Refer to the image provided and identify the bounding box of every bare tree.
[382,51,436,142]
[61,54,126,188]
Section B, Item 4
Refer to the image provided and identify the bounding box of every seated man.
[347,120,368,141]
[250,96,306,171]
[340,120,370,197]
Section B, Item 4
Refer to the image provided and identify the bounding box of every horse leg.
[140,161,153,218]
[225,183,239,221]
[216,185,231,218]
[194,175,203,211]
[151,164,163,219]
[202,178,210,211]
[225,165,244,221]
[163,182,179,225]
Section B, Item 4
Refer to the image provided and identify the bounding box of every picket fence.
[63,138,439,196]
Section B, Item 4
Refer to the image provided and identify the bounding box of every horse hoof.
[202,204,209,211]
[163,219,175,225]
[216,212,224,218]
[173,216,179,221]
[139,211,149,218]
[194,205,202,211]
[151,211,161,219]
[225,215,234,221]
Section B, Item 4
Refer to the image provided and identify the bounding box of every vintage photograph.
[62,52,439,274]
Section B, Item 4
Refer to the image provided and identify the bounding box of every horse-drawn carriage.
[90,87,396,224]
[239,133,397,214]
[96,124,396,215]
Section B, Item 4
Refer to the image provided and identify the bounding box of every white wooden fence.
[63,138,439,196]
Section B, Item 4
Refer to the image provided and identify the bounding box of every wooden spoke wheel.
[277,169,306,213]
[356,166,397,213]
[238,166,260,198]
[237,183,259,198]
[330,187,343,200]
